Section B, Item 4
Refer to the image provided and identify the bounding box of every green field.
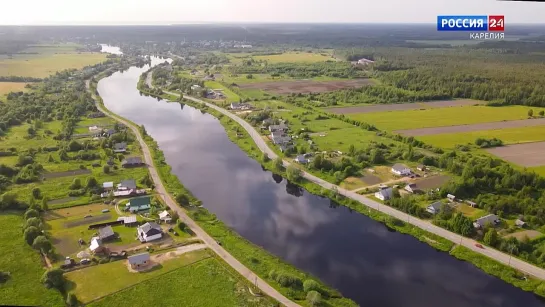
[253,52,334,63]
[0,44,106,78]
[88,257,275,307]
[66,249,211,303]
[348,105,545,131]
[310,127,392,153]
[204,80,241,102]
[0,213,64,307]
[0,82,28,96]
[418,125,545,149]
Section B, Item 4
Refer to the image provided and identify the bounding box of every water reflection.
[96,56,545,307]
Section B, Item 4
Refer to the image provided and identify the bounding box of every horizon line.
[1,21,545,26]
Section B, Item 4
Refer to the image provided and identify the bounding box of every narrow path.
[86,80,299,307]
[171,89,545,280]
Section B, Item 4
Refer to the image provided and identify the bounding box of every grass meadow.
[87,257,276,307]
[253,52,334,63]
[417,125,545,149]
[0,213,65,307]
[0,82,28,96]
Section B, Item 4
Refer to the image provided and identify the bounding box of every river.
[97,46,545,307]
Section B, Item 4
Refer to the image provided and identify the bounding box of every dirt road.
[174,90,545,281]
[86,79,299,307]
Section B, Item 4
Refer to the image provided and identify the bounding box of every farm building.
[404,183,421,194]
[230,102,253,110]
[117,216,138,227]
[426,201,444,215]
[374,187,393,201]
[137,222,163,242]
[89,237,108,255]
[121,157,144,168]
[269,123,288,133]
[128,252,150,269]
[391,164,411,176]
[447,194,456,202]
[98,226,116,241]
[473,214,500,229]
[271,131,291,145]
[113,142,127,153]
[118,179,137,191]
[103,182,114,191]
[295,155,309,164]
[466,201,477,208]
[159,210,172,223]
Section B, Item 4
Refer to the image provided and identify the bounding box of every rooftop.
[119,179,137,190]
[98,226,114,239]
[128,252,150,265]
[392,163,409,171]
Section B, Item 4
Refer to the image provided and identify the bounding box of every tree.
[139,174,153,187]
[24,226,41,245]
[528,109,534,117]
[24,209,39,220]
[176,193,189,206]
[273,157,283,171]
[0,192,19,210]
[348,144,356,156]
[86,177,98,189]
[306,291,322,307]
[140,125,147,136]
[483,228,499,247]
[41,269,65,290]
[66,293,78,307]
[32,188,41,199]
[32,236,52,254]
[103,165,110,174]
[70,178,82,190]
[540,110,545,117]
[25,217,42,229]
[286,165,302,182]
[303,279,320,293]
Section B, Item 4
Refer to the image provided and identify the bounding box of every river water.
[97,47,545,307]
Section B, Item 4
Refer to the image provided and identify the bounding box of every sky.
[1,0,544,25]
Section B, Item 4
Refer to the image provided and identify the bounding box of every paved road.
[86,80,299,307]
[176,90,545,280]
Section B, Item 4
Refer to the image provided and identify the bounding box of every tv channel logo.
[437,15,505,32]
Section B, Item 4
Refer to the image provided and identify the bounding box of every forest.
[330,45,545,106]
[229,61,368,79]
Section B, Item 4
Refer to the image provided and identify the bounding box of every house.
[159,210,172,223]
[374,187,393,201]
[426,201,444,215]
[269,123,288,133]
[126,196,151,213]
[98,226,116,241]
[190,69,198,75]
[190,84,201,91]
[203,75,215,81]
[104,129,116,137]
[295,155,309,164]
[271,131,291,145]
[118,179,137,191]
[103,182,114,191]
[89,237,107,254]
[466,201,477,208]
[113,142,127,153]
[88,125,100,132]
[128,252,150,269]
[447,194,456,202]
[279,144,294,153]
[417,165,427,171]
[357,58,375,65]
[230,102,253,110]
[391,163,411,176]
[404,183,420,194]
[473,214,500,229]
[137,222,163,242]
[122,157,144,168]
[515,219,526,228]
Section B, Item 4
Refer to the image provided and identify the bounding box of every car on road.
[80,258,91,265]
[475,243,484,249]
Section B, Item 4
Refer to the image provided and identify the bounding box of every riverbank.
[141,84,545,299]
[91,69,356,306]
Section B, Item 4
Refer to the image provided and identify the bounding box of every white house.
[391,163,411,176]
[374,187,393,201]
[426,201,444,215]
[137,222,163,242]
[190,84,201,91]
[447,194,456,202]
[473,214,500,229]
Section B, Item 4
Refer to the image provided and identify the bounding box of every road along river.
[96,52,545,307]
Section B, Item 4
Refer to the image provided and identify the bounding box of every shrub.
[307,290,322,306]
[23,226,41,245]
[276,273,302,289]
[24,209,39,220]
[268,269,278,280]
[24,217,42,230]
[66,293,78,307]
[41,269,65,290]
